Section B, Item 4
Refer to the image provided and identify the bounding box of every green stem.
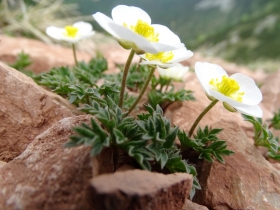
[165,79,172,92]
[135,58,143,92]
[72,43,78,66]
[159,83,164,92]
[136,57,143,72]
[127,66,156,115]
[188,99,219,137]
[119,50,135,108]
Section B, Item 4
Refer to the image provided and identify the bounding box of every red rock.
[182,199,209,210]
[271,163,280,171]
[98,44,139,73]
[0,161,6,169]
[193,120,280,210]
[89,170,193,210]
[0,35,140,75]
[0,115,93,210]
[260,71,280,121]
[0,35,92,73]
[0,62,77,161]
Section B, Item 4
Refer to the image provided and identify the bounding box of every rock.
[0,35,91,73]
[98,44,139,73]
[0,115,94,210]
[271,163,280,171]
[89,170,193,210]
[182,199,209,210]
[0,35,139,75]
[0,62,77,161]
[193,120,280,210]
[260,71,280,121]
[0,161,6,169]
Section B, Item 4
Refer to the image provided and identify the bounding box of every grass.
[0,0,92,43]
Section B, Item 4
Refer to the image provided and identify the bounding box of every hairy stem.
[188,99,219,137]
[135,58,143,92]
[136,57,143,72]
[119,50,135,108]
[72,43,78,66]
[165,79,172,92]
[127,66,156,115]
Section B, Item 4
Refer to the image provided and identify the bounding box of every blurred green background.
[66,0,280,71]
[2,0,280,71]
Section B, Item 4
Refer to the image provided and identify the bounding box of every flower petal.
[93,12,120,38]
[108,22,161,54]
[112,5,151,26]
[140,60,179,68]
[157,64,189,80]
[73,21,94,34]
[109,23,184,53]
[58,36,81,43]
[234,105,263,118]
[150,42,185,53]
[195,62,228,94]
[94,6,184,53]
[139,47,192,67]
[169,47,193,63]
[46,26,64,40]
[230,73,262,105]
[208,88,250,108]
[153,24,181,46]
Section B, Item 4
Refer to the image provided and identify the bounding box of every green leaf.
[186,164,197,177]
[69,95,78,104]
[90,118,107,140]
[155,104,163,115]
[269,108,280,130]
[136,120,147,131]
[212,151,225,163]
[133,153,151,171]
[9,51,32,73]
[208,140,226,150]
[199,152,213,162]
[148,89,195,109]
[163,127,179,149]
[209,128,223,135]
[160,150,168,169]
[73,125,95,138]
[166,157,187,173]
[146,142,161,161]
[144,104,155,115]
[113,128,127,145]
[90,139,104,156]
[219,150,235,156]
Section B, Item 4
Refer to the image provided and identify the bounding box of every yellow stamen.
[145,52,174,63]
[209,76,244,102]
[64,25,79,38]
[124,20,159,42]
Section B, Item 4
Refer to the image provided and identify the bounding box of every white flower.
[46,21,95,43]
[157,64,189,81]
[139,47,193,68]
[195,62,263,117]
[92,5,184,54]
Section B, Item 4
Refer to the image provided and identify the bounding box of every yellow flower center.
[124,20,159,42]
[209,76,244,102]
[64,25,79,38]
[145,52,174,63]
